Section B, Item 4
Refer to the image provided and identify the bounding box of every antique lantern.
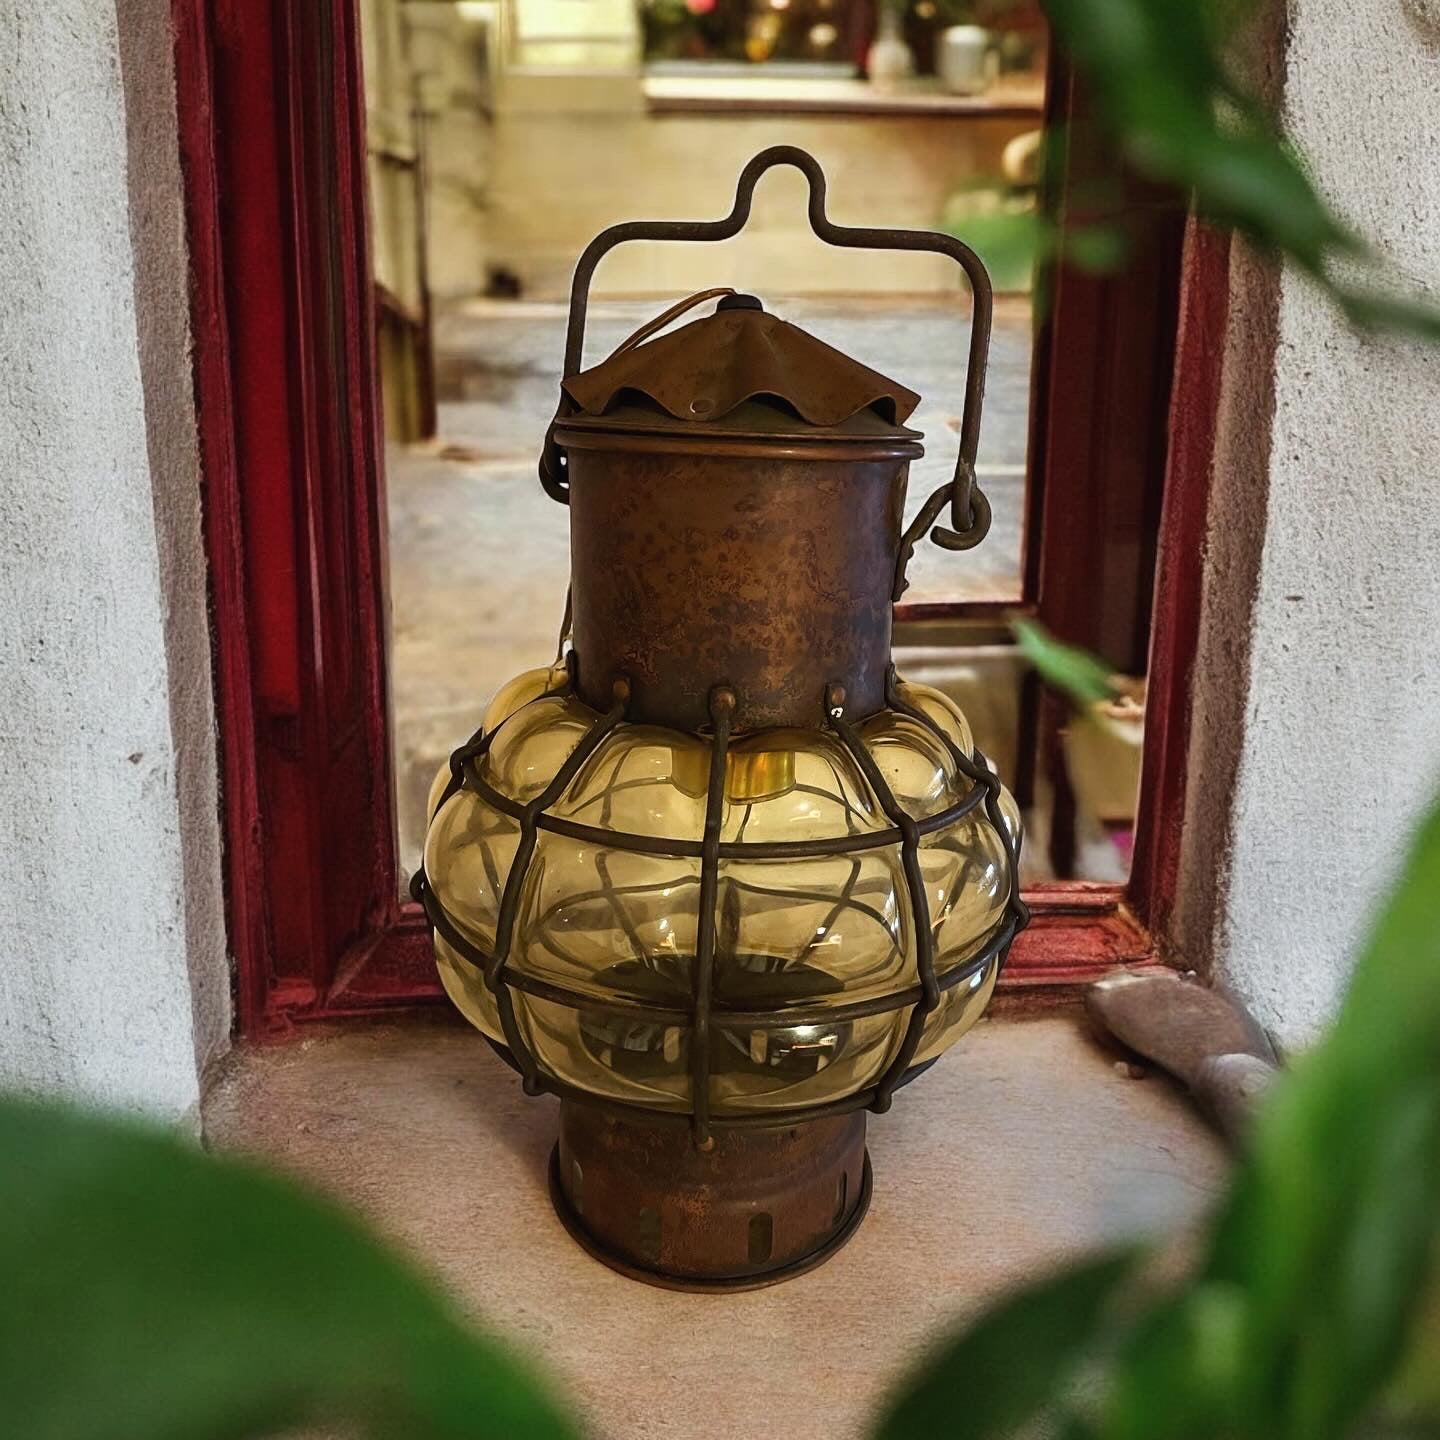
[414,147,1028,1289]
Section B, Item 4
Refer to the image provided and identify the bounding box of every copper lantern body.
[415,148,1029,1289]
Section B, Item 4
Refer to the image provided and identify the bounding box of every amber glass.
[425,786,520,954]
[482,661,570,735]
[487,692,596,803]
[551,725,709,841]
[424,669,1019,1117]
[516,836,702,1005]
[435,932,503,1041]
[892,677,975,756]
[428,662,566,1048]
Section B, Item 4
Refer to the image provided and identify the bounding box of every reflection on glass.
[487,692,596,803]
[424,787,521,953]
[517,838,702,1004]
[435,933,503,1040]
[555,726,709,841]
[482,662,570,735]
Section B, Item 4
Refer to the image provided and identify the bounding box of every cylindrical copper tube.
[553,1100,869,1288]
[561,429,914,731]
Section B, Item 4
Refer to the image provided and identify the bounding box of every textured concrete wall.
[1173,0,1440,1049]
[0,2,229,1120]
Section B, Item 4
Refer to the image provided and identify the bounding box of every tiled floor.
[205,1012,1227,1440]
[386,295,1036,876]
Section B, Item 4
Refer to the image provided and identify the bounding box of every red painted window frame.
[173,0,1228,1036]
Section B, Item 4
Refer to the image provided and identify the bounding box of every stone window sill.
[205,1012,1225,1439]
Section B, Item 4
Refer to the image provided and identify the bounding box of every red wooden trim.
[1004,886,1153,984]
[1022,63,1187,879]
[172,0,271,1033]
[178,0,403,1036]
[323,0,403,927]
[1129,221,1232,935]
[1027,71,1186,674]
[325,910,436,1014]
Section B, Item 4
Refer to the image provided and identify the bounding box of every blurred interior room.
[361,0,1175,898]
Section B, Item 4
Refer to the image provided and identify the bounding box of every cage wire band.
[412,671,1029,1140]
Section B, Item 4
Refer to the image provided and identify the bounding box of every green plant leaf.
[1334,283,1440,343]
[945,206,1127,292]
[1064,223,1130,272]
[1102,798,1440,1440]
[948,208,1051,288]
[1013,618,1118,708]
[1039,0,1440,339]
[1228,798,1440,1439]
[1100,1281,1251,1440]
[1384,1253,1440,1421]
[882,796,1440,1440]
[0,1097,580,1440]
[871,1248,1138,1440]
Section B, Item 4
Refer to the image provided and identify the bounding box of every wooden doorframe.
[175,0,405,1033]
[174,0,1227,1036]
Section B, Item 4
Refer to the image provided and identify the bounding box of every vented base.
[549,1101,871,1291]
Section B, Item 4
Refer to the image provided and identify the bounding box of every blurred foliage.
[4,7,1439,1429]
[955,0,1440,338]
[946,126,1134,294]
[0,1100,579,1440]
[944,202,1130,292]
[874,793,1440,1440]
[1014,617,1120,707]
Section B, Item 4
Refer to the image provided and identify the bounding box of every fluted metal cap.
[559,298,923,444]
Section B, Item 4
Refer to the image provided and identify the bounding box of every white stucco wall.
[0,1,229,1121]
[1174,0,1440,1049]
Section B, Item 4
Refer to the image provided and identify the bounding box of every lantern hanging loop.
[537,145,995,567]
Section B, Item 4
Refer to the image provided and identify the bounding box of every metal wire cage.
[412,661,1028,1148]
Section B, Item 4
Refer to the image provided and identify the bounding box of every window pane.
[362,0,1154,891]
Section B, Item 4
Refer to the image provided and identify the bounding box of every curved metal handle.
[542,145,994,564]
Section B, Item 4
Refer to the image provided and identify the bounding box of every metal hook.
[540,145,994,571]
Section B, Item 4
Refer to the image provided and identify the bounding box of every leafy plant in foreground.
[873,793,1440,1439]
[0,1100,578,1440]
[1013,618,1120,707]
[4,794,1439,1439]
[955,0,1440,339]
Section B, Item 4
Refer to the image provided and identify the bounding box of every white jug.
[939,24,1000,95]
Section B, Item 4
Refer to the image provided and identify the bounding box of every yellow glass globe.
[425,670,1019,1117]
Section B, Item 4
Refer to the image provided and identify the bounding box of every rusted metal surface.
[553,1101,870,1288]
[562,297,921,432]
[565,443,909,730]
[557,286,927,730]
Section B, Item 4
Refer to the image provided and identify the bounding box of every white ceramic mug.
[939,25,1000,95]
